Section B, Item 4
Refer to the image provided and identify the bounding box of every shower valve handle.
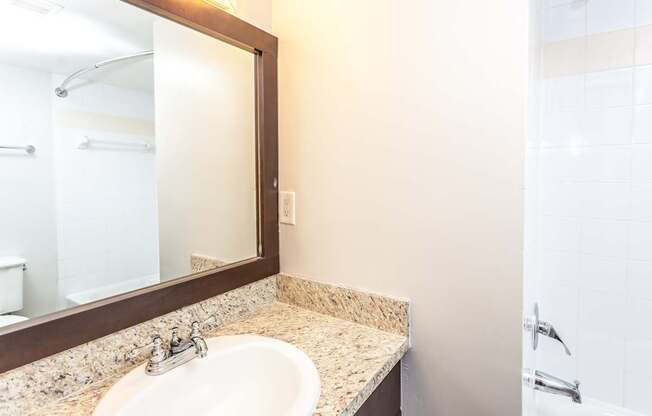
[536,320,571,356]
[524,303,572,356]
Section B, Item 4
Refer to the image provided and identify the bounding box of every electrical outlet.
[279,191,296,225]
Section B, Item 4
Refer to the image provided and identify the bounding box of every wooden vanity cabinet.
[355,361,402,416]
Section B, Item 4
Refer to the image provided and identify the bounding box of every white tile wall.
[542,111,584,147]
[545,74,585,110]
[580,219,628,257]
[587,0,635,35]
[633,105,652,141]
[631,184,652,220]
[632,144,652,181]
[624,339,652,415]
[577,332,625,403]
[583,108,633,146]
[580,254,627,293]
[532,1,652,412]
[636,0,652,26]
[578,146,631,181]
[545,0,581,8]
[634,65,652,103]
[544,2,586,42]
[51,77,159,304]
[628,260,652,297]
[629,222,652,261]
[585,68,633,108]
[0,63,59,317]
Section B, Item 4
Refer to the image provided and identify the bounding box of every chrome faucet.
[523,369,582,404]
[524,303,572,356]
[145,322,209,376]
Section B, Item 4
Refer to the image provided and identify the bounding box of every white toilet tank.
[0,256,25,315]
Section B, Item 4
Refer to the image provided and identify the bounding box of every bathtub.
[65,275,160,306]
[537,395,646,416]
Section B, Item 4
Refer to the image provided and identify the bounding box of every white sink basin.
[94,335,320,416]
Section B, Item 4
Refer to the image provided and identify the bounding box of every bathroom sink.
[93,335,320,416]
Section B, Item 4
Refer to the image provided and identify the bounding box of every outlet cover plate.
[279,191,296,225]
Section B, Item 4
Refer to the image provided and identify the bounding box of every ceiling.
[0,0,158,92]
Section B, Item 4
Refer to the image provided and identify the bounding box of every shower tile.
[637,0,652,26]
[625,297,652,340]
[541,110,584,147]
[541,250,581,287]
[578,146,631,182]
[631,183,652,221]
[632,144,652,181]
[580,182,631,220]
[544,1,587,42]
[586,68,633,108]
[627,260,652,300]
[629,222,652,261]
[580,219,628,257]
[541,182,583,217]
[577,332,625,405]
[542,217,582,251]
[624,340,652,415]
[544,0,581,8]
[579,291,627,336]
[633,105,652,142]
[635,65,652,104]
[540,148,582,182]
[580,254,627,293]
[544,74,585,111]
[587,0,635,35]
[583,107,633,146]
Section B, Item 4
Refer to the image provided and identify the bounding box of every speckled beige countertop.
[29,301,408,416]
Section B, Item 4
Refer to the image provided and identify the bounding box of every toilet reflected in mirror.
[0,257,28,327]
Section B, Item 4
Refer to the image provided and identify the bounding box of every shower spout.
[55,50,154,98]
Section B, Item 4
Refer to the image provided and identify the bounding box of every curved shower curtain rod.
[54,50,154,98]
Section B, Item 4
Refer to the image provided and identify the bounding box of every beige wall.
[273,1,527,414]
[154,19,258,281]
[236,0,272,32]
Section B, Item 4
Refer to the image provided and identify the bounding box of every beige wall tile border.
[54,110,155,137]
[543,25,652,79]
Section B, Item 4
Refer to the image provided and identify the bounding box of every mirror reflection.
[0,0,258,325]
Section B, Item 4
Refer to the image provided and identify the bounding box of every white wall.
[51,75,159,304]
[154,19,258,281]
[0,63,58,317]
[273,1,528,414]
[530,1,652,413]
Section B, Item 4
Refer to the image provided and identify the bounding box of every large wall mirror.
[0,0,278,370]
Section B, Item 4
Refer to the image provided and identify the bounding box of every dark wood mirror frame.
[0,0,279,374]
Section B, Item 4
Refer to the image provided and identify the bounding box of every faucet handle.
[538,321,572,356]
[125,335,166,361]
[190,321,202,338]
[524,303,572,356]
[149,335,167,364]
[170,327,182,348]
[189,314,219,338]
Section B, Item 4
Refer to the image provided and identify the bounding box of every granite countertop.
[30,302,408,416]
